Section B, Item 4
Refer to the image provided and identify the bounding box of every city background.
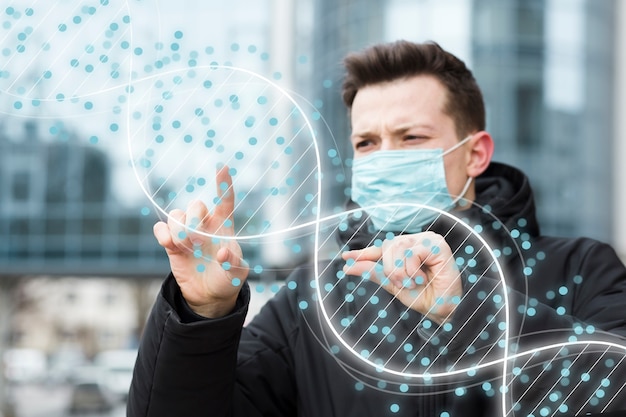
[1,0,625,416]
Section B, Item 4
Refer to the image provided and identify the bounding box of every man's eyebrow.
[390,123,437,134]
[351,123,436,138]
[350,130,375,139]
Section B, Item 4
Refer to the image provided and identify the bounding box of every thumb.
[342,245,383,263]
[343,260,384,283]
[216,247,248,274]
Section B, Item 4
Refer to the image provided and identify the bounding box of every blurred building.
[9,277,146,358]
[0,122,168,277]
[1,0,622,277]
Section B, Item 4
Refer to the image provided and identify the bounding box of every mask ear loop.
[443,133,474,208]
[451,176,473,208]
[441,134,474,157]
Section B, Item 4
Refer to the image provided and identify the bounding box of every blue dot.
[298,301,308,310]
[231,278,241,287]
[390,404,400,413]
[222,262,231,271]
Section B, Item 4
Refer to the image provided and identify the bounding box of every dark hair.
[342,40,485,138]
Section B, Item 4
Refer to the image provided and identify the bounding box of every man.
[128,40,626,417]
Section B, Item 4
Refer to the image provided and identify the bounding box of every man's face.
[349,74,473,200]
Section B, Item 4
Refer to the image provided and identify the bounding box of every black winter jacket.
[128,162,626,417]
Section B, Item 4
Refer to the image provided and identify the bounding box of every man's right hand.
[152,166,249,318]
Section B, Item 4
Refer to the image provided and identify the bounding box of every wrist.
[188,297,238,318]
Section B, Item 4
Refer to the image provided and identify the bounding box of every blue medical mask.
[350,136,473,233]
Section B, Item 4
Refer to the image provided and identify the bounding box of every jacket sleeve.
[127,271,302,417]
[416,240,626,415]
[127,273,250,417]
[416,240,626,358]
[568,240,626,336]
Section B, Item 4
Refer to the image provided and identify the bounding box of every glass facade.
[471,0,616,242]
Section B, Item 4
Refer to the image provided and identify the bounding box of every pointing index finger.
[214,165,235,234]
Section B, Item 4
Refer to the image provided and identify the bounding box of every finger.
[215,247,246,269]
[214,165,235,234]
[342,260,383,282]
[186,200,210,243]
[168,209,188,247]
[341,245,383,263]
[381,239,404,288]
[153,221,176,251]
[391,238,419,289]
[216,247,249,284]
[404,247,427,286]
[344,260,410,302]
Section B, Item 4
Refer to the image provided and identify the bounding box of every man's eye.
[355,140,372,149]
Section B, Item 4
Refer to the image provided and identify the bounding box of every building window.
[11,171,31,201]
[515,83,542,149]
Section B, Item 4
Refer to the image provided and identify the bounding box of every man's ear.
[466,131,494,177]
